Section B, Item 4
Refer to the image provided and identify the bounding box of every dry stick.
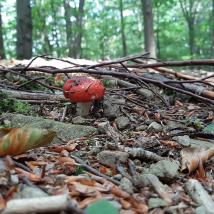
[124,59,214,68]
[154,67,214,83]
[0,88,66,102]
[2,194,86,214]
[146,174,173,204]
[70,155,120,186]
[87,52,149,69]
[121,146,164,162]
[7,66,214,104]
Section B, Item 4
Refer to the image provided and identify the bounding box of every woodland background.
[0,0,213,62]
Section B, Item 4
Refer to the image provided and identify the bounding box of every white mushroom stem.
[76,102,92,117]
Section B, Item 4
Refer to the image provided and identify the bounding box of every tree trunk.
[63,0,73,57]
[16,0,32,59]
[119,0,127,56]
[187,18,195,58]
[74,0,85,58]
[0,3,5,59]
[141,0,156,58]
[64,0,84,58]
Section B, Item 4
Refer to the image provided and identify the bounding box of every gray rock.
[173,135,191,147]
[97,150,129,167]
[136,125,148,131]
[196,206,209,214]
[166,121,184,130]
[138,88,154,99]
[3,113,97,144]
[113,174,123,181]
[97,121,110,134]
[72,116,86,124]
[148,122,163,132]
[149,160,180,183]
[14,186,48,199]
[109,200,122,210]
[103,96,124,119]
[133,174,151,187]
[148,198,168,209]
[115,116,130,130]
[119,177,133,194]
[10,174,19,185]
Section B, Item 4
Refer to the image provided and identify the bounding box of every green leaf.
[203,123,214,135]
[85,199,119,214]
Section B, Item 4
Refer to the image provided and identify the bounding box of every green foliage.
[74,166,85,175]
[85,199,119,214]
[0,0,213,60]
[0,92,31,115]
[185,117,204,130]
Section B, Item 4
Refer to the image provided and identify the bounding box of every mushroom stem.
[76,102,92,117]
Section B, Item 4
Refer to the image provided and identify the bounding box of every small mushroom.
[63,76,105,117]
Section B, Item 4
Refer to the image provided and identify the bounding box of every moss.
[0,92,31,115]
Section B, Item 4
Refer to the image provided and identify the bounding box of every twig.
[70,155,120,185]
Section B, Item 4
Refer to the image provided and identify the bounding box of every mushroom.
[63,76,105,117]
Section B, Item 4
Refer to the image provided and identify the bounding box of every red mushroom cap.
[63,76,105,103]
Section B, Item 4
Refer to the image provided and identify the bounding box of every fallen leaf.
[160,140,179,148]
[15,167,43,182]
[181,146,214,174]
[0,128,56,156]
[0,194,6,210]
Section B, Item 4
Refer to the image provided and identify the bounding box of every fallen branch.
[0,88,66,102]
[2,194,86,214]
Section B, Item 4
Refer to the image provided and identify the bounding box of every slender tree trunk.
[63,0,73,57]
[155,3,161,58]
[119,0,127,56]
[141,0,156,58]
[16,0,32,59]
[0,3,5,59]
[187,19,195,58]
[51,1,60,56]
[74,0,85,58]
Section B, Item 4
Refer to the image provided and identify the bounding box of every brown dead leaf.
[181,146,214,174]
[175,100,183,107]
[119,198,131,209]
[0,194,6,210]
[160,140,179,148]
[58,157,76,166]
[79,197,101,209]
[15,167,42,182]
[111,186,130,199]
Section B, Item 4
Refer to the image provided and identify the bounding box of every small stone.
[173,135,191,147]
[119,177,134,194]
[97,150,129,167]
[113,174,123,180]
[136,125,148,131]
[72,116,86,124]
[109,200,122,210]
[148,122,163,132]
[149,160,180,183]
[14,186,48,199]
[115,116,130,130]
[148,198,168,209]
[10,174,19,185]
[97,121,109,134]
[103,96,124,119]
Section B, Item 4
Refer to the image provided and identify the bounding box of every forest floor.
[0,56,213,214]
